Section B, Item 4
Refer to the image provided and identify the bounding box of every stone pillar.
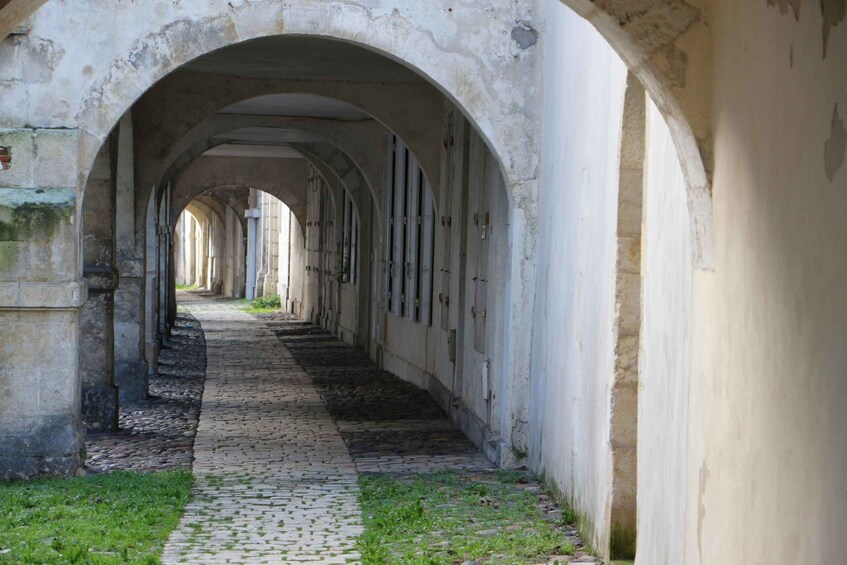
[186,215,196,286]
[245,206,261,300]
[255,192,267,297]
[113,112,148,402]
[262,194,280,297]
[608,77,645,560]
[0,127,85,478]
[278,201,291,300]
[174,213,185,286]
[143,191,159,380]
[211,213,225,294]
[79,140,118,432]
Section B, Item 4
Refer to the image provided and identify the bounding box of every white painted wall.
[528,0,627,554]
[636,101,692,565]
[288,216,306,317]
[684,3,847,563]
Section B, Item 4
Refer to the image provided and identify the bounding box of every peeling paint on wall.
[656,43,689,87]
[0,146,9,170]
[590,0,702,55]
[511,22,538,49]
[821,0,846,57]
[825,104,846,181]
[767,0,801,20]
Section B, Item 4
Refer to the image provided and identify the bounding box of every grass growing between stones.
[0,470,192,564]
[357,471,575,564]
[236,295,283,314]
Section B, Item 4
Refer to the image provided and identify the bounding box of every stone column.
[278,201,290,300]
[113,112,148,402]
[0,127,85,478]
[174,213,185,286]
[245,206,261,300]
[608,77,645,560]
[143,192,159,380]
[79,140,119,432]
[262,195,280,297]
[255,191,267,297]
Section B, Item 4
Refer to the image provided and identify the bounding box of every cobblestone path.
[265,319,492,475]
[85,311,205,473]
[162,297,362,564]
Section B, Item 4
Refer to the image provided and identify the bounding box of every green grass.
[0,470,193,564]
[175,284,198,291]
[357,471,575,564]
[237,295,282,314]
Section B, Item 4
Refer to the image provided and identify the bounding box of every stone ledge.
[0,281,87,308]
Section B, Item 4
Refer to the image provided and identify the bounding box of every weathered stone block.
[0,187,77,280]
[610,387,638,447]
[0,129,77,189]
[19,281,86,307]
[0,414,82,479]
[38,374,75,417]
[83,268,118,292]
[115,360,148,402]
[0,83,29,128]
[616,235,641,274]
[34,129,78,188]
[615,271,641,331]
[0,129,34,187]
[614,334,640,383]
[617,169,644,237]
[81,385,118,433]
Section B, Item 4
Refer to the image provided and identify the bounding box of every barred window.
[341,190,359,284]
[384,134,435,325]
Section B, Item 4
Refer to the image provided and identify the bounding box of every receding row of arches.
[2,2,711,563]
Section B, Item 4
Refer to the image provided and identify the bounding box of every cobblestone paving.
[161,297,362,564]
[265,319,493,475]
[84,312,205,473]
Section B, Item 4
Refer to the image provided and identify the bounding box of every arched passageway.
[0,4,701,564]
[3,1,847,564]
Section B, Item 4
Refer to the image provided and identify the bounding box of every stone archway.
[559,0,714,268]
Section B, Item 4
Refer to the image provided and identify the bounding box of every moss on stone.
[610,522,637,560]
[0,189,74,239]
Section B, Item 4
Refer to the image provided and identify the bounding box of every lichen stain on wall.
[0,188,75,242]
[0,201,72,241]
[825,104,846,181]
[767,0,802,20]
[765,0,845,58]
[821,0,846,56]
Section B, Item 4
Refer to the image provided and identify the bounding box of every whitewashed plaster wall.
[684,2,847,563]
[636,101,692,565]
[528,0,627,555]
